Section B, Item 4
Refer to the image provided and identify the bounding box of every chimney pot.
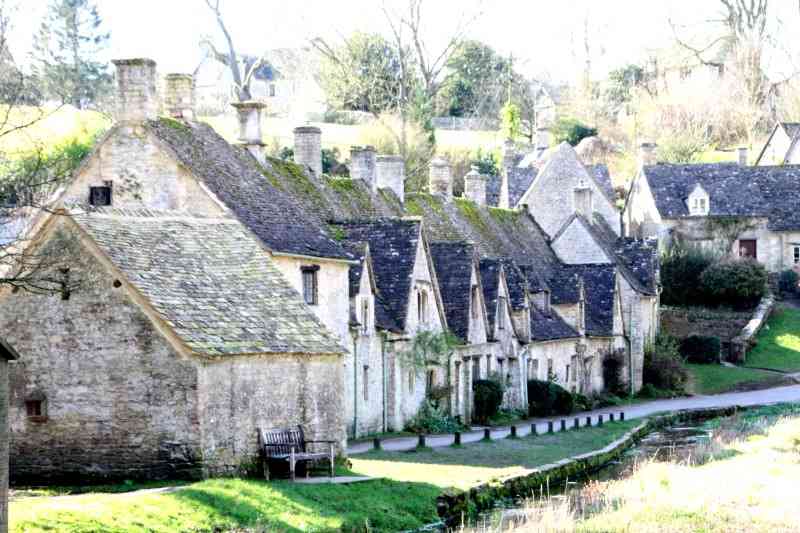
[164,73,195,121]
[376,154,405,203]
[463,165,487,206]
[738,146,748,166]
[112,58,158,123]
[293,125,323,178]
[428,157,452,199]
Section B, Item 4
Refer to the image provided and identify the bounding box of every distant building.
[755,122,800,165]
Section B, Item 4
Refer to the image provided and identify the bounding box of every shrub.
[660,245,715,306]
[637,383,677,399]
[527,379,574,417]
[572,393,594,412]
[551,117,597,146]
[643,334,688,393]
[472,379,504,423]
[602,349,627,396]
[700,258,767,309]
[404,400,463,434]
[680,335,721,364]
[779,269,799,295]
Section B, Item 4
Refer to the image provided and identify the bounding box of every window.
[565,365,571,383]
[408,369,415,392]
[794,246,800,264]
[89,183,112,206]
[470,286,479,319]
[547,358,553,379]
[426,369,435,392]
[498,296,507,330]
[25,398,46,421]
[472,357,480,382]
[363,366,369,401]
[529,359,539,380]
[269,83,276,97]
[485,354,491,375]
[361,297,370,333]
[301,266,319,305]
[417,289,428,324]
[455,362,462,411]
[497,358,504,378]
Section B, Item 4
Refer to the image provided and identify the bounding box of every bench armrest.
[262,443,298,449]
[305,440,337,444]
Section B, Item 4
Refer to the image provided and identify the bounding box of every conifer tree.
[31,0,110,109]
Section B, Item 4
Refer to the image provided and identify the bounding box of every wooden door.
[739,239,757,258]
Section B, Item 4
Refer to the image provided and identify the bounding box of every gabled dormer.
[687,183,710,216]
[347,243,377,336]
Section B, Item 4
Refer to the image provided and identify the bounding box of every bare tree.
[200,0,264,101]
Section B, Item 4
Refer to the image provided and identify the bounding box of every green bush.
[680,335,721,364]
[472,379,504,423]
[572,393,594,412]
[700,258,767,309]
[643,334,688,393]
[779,269,799,295]
[404,400,463,434]
[660,245,715,306]
[527,379,574,417]
[637,383,678,399]
[551,117,597,146]
[602,349,627,396]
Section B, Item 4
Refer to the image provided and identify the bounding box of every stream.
[419,421,713,532]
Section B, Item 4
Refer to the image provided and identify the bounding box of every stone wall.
[0,226,203,483]
[198,353,345,476]
[661,306,751,359]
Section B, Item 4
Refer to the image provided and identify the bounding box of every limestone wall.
[198,352,345,476]
[0,226,203,483]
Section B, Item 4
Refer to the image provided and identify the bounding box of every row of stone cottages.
[0,58,659,483]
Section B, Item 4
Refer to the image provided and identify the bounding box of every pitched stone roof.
[566,264,617,337]
[334,218,421,332]
[486,166,538,207]
[72,208,344,357]
[642,162,800,231]
[146,118,351,261]
[589,164,615,204]
[530,305,579,341]
[430,241,477,342]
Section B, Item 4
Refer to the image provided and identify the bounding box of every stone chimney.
[163,73,195,121]
[350,146,377,189]
[738,146,748,166]
[293,126,323,178]
[498,139,516,209]
[574,179,594,217]
[112,58,158,123]
[376,155,405,203]
[463,165,487,206]
[428,157,452,198]
[639,142,657,167]
[536,127,551,151]
[231,101,266,164]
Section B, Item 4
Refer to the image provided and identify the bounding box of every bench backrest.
[259,426,306,457]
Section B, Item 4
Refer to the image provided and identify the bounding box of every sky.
[6,0,800,83]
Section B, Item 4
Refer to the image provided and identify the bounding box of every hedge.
[527,379,574,417]
[473,379,504,423]
[680,335,721,364]
[699,258,767,309]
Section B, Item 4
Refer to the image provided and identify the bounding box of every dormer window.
[301,265,319,305]
[89,182,113,206]
[688,184,710,216]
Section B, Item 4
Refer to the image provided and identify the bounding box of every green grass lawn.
[351,420,639,490]
[10,421,637,532]
[686,363,779,395]
[745,307,800,372]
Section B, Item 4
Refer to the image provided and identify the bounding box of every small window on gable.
[363,365,369,401]
[426,369,435,392]
[417,289,428,324]
[301,266,319,305]
[470,285,479,319]
[89,182,112,206]
[360,296,370,333]
[269,83,276,97]
[794,246,800,264]
[498,296,507,330]
[408,369,415,392]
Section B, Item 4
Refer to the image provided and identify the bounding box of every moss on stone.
[327,224,348,242]
[455,198,490,236]
[158,117,191,134]
[265,156,329,211]
[488,207,520,226]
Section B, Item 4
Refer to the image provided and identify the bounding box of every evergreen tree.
[31,0,110,109]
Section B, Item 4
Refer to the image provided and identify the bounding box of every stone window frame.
[497,296,507,330]
[300,265,320,306]
[89,181,113,207]
[362,365,369,402]
[25,394,47,423]
[359,295,371,334]
[417,288,429,325]
[470,285,479,319]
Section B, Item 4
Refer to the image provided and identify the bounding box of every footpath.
[347,384,800,454]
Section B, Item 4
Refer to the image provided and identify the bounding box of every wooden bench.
[258,426,336,481]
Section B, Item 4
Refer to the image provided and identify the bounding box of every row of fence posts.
[371,411,625,450]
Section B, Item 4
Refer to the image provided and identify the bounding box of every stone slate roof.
[566,264,617,337]
[147,118,351,261]
[530,305,579,341]
[486,167,538,207]
[589,164,615,203]
[334,218,421,332]
[430,241,478,342]
[478,258,502,335]
[72,208,344,357]
[642,162,800,231]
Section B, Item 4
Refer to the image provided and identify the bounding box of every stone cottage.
[624,144,800,275]
[0,337,17,532]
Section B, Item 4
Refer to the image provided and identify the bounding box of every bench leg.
[329,443,335,478]
[263,458,270,481]
[290,448,296,482]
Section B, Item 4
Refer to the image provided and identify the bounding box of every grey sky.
[8,0,799,82]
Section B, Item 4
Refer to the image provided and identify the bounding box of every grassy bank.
[489,403,800,533]
[746,306,800,372]
[686,363,779,394]
[10,421,637,532]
